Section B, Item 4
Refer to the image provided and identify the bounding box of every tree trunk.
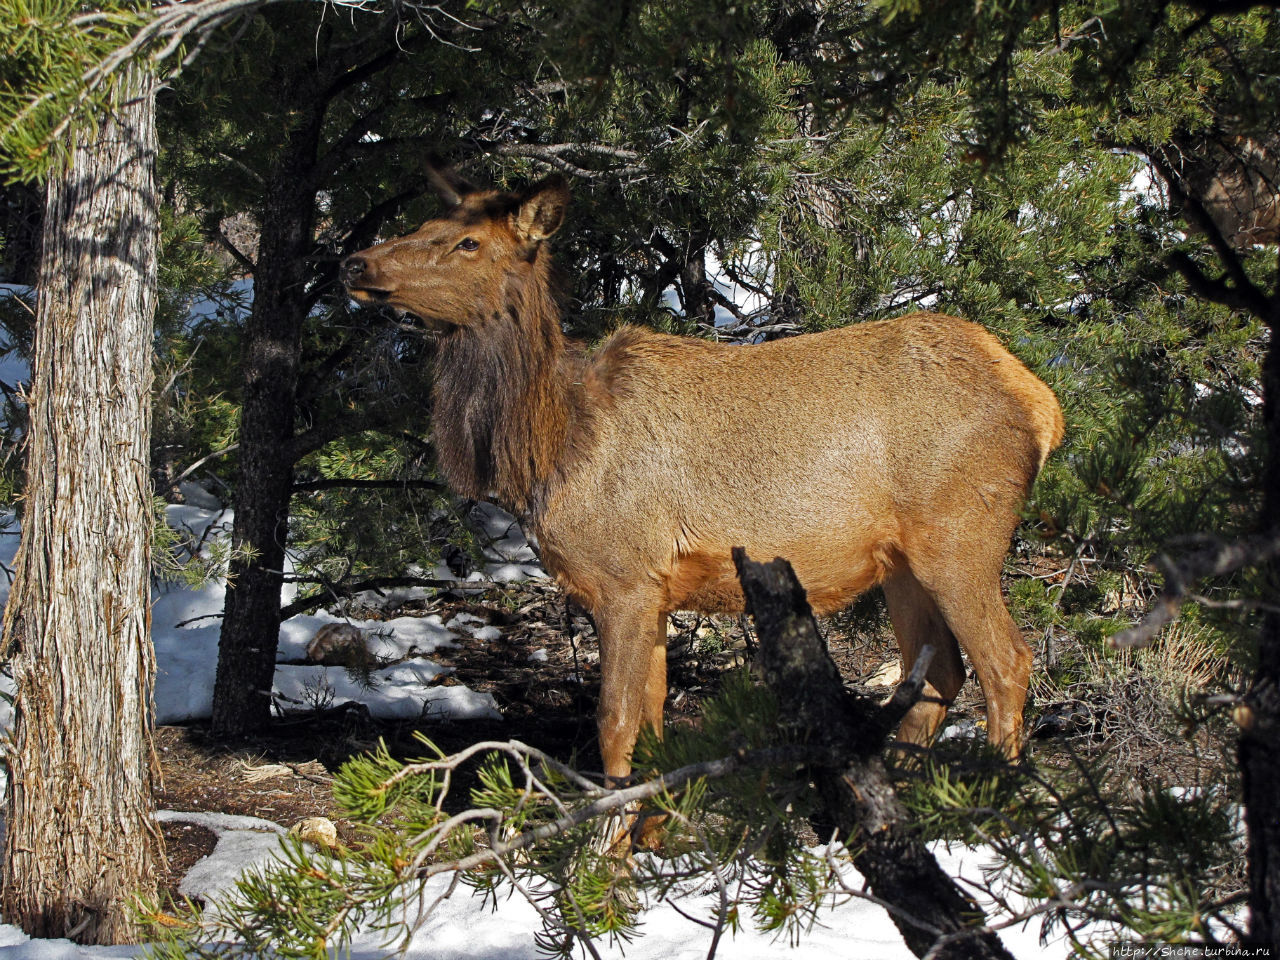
[1242,298,1280,952]
[1243,604,1280,955]
[210,145,318,736]
[0,66,165,944]
[734,549,1015,960]
[206,21,427,736]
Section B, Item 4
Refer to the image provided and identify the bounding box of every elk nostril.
[341,256,367,284]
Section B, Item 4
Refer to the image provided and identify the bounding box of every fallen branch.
[276,574,484,621]
[733,548,1015,960]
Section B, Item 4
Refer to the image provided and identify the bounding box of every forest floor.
[151,572,1240,906]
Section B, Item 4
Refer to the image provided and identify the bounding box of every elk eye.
[455,237,479,251]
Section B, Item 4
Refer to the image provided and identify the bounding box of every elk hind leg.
[883,570,966,749]
[930,571,1032,757]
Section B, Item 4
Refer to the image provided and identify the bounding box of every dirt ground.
[153,579,950,899]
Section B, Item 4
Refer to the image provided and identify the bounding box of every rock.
[866,660,903,688]
[305,623,370,667]
[290,816,339,850]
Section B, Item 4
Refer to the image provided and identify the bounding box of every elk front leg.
[595,599,668,785]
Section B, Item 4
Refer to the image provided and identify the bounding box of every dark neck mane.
[430,252,583,516]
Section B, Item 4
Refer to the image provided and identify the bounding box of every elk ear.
[514,176,570,244]
[425,162,474,208]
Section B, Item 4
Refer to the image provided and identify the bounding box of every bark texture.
[734,549,1015,960]
[0,67,165,944]
[1242,300,1280,952]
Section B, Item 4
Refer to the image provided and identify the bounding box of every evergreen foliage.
[903,743,1244,955]
[0,0,150,181]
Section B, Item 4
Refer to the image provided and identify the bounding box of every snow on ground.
[0,505,1103,959]
[0,499,516,769]
[0,822,1079,960]
[143,500,529,725]
[0,297,28,410]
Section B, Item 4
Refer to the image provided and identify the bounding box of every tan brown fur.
[342,176,1065,781]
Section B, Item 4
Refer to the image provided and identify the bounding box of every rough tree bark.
[1241,300,1280,952]
[0,66,166,944]
[734,549,1015,960]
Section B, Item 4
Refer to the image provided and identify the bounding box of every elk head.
[340,175,570,330]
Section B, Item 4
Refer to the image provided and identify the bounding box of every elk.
[341,175,1064,783]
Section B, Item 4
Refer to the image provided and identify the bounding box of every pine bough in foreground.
[140,677,1243,960]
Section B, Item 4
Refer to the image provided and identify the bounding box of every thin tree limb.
[276,574,471,621]
[1111,530,1280,649]
[170,443,240,488]
[291,477,446,494]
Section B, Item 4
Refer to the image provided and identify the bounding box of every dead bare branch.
[480,141,645,179]
[1111,530,1280,650]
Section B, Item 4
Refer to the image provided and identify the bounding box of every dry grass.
[1031,621,1241,786]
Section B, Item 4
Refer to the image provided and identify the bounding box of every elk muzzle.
[340,254,391,303]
